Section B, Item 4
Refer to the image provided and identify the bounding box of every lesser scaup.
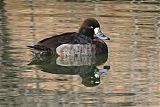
[28,18,110,56]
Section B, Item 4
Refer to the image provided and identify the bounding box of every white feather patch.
[56,44,96,57]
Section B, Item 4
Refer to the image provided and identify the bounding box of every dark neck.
[78,27,94,39]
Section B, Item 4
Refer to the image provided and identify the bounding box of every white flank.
[56,44,96,57]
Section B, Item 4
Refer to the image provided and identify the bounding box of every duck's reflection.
[29,53,110,87]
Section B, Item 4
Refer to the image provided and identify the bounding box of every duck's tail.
[27,45,35,49]
[27,45,53,55]
[27,45,52,51]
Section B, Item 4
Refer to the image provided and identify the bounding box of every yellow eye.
[90,26,94,28]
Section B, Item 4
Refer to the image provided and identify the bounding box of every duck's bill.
[94,27,110,40]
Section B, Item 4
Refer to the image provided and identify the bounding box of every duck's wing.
[38,32,92,45]
[38,32,76,44]
[27,32,76,51]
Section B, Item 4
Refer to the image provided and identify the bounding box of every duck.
[27,18,110,56]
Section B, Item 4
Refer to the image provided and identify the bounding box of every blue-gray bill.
[94,27,110,40]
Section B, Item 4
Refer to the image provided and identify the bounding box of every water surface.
[0,0,159,107]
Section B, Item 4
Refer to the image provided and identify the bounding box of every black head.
[79,18,110,40]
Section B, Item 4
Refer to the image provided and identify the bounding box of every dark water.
[0,0,160,107]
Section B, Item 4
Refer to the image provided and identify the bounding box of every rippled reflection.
[29,53,110,87]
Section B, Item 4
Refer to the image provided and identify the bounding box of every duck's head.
[79,18,110,40]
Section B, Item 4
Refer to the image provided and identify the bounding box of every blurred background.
[0,0,159,107]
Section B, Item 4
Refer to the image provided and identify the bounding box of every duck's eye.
[89,26,94,28]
